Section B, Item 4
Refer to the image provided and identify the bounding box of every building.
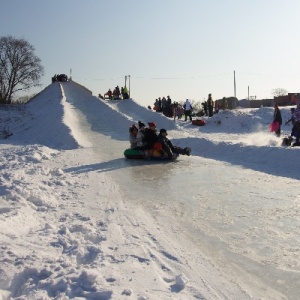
[274,93,300,106]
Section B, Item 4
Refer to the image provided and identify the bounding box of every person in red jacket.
[104,89,112,99]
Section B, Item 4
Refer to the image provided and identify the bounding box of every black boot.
[184,147,191,156]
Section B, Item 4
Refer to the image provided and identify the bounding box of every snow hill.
[10,82,298,178]
[0,80,299,300]
[14,80,300,179]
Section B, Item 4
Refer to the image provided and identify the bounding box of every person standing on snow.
[273,104,282,137]
[215,100,220,114]
[122,86,129,99]
[285,108,297,138]
[166,96,172,117]
[207,94,214,117]
[183,99,193,121]
[173,102,179,121]
[293,102,300,146]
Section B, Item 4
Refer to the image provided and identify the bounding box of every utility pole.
[248,86,249,100]
[234,70,236,98]
[128,75,131,98]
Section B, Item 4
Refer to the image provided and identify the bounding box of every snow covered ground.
[0,81,299,300]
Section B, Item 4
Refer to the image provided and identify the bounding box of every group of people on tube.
[129,121,191,159]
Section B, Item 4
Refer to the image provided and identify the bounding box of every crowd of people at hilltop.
[152,94,221,121]
[51,74,68,83]
[153,96,196,121]
[153,96,174,117]
[99,85,129,100]
[128,121,191,159]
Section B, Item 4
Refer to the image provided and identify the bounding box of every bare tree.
[0,36,44,104]
[271,88,288,97]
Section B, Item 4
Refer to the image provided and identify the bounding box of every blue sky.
[1,0,300,107]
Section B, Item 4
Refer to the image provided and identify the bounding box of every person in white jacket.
[183,99,193,121]
[129,124,142,149]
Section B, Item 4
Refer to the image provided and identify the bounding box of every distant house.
[238,94,299,108]
[215,97,239,110]
[274,93,300,106]
[238,99,273,108]
[218,93,299,110]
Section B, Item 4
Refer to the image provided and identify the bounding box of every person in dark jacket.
[157,128,191,159]
[201,101,208,116]
[285,108,297,138]
[207,94,214,117]
[293,102,300,146]
[142,122,158,149]
[273,104,282,137]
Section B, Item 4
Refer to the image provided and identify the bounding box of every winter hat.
[138,121,146,129]
[160,128,168,135]
[148,122,156,128]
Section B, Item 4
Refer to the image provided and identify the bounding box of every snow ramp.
[60,81,179,142]
[103,97,179,131]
